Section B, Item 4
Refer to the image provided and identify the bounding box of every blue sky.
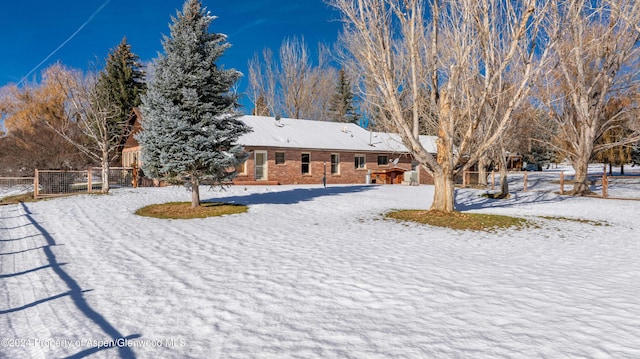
[0,0,343,111]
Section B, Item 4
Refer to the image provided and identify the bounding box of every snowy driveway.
[2,185,640,358]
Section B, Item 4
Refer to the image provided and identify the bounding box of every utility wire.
[18,0,111,86]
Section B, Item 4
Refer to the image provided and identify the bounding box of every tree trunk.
[191,176,200,208]
[431,116,456,213]
[569,125,595,196]
[497,146,509,198]
[499,165,509,198]
[478,156,489,186]
[430,169,455,212]
[570,157,592,196]
[621,164,624,175]
[101,150,110,194]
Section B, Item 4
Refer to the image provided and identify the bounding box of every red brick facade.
[234,147,434,185]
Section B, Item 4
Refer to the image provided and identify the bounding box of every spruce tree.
[137,0,250,207]
[97,38,145,118]
[328,68,360,124]
[96,37,146,161]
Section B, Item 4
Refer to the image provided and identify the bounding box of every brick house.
[122,111,436,185]
[233,116,435,185]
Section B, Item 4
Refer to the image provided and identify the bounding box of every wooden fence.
[0,177,35,187]
[462,170,640,199]
[34,167,136,199]
[0,177,35,200]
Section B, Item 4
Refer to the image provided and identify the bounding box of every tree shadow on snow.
[206,185,375,206]
[0,203,142,359]
[454,189,573,212]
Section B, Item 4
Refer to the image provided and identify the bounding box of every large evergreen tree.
[137,0,250,207]
[327,68,359,123]
[96,37,146,164]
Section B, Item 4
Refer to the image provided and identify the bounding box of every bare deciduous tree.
[247,37,337,120]
[46,66,127,194]
[248,48,278,116]
[0,65,92,175]
[537,0,640,195]
[330,0,550,212]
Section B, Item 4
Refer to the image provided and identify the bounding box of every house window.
[331,154,340,175]
[275,152,285,165]
[301,153,310,174]
[378,155,388,166]
[354,154,365,169]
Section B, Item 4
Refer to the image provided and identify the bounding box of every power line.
[17,0,112,86]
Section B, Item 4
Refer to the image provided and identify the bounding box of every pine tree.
[327,68,359,124]
[96,37,146,161]
[137,0,250,207]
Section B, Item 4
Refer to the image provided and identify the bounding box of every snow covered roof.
[237,115,437,154]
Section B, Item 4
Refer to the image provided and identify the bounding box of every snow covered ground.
[493,164,640,199]
[1,174,640,358]
[0,184,33,200]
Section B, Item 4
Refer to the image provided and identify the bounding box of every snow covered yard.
[0,184,33,201]
[1,183,640,358]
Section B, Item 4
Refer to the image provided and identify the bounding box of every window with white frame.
[331,153,340,174]
[354,154,365,169]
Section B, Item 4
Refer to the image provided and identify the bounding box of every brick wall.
[235,147,433,185]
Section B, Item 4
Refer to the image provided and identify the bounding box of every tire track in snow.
[49,197,227,356]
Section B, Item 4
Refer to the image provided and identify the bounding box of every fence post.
[133,164,138,188]
[523,171,528,192]
[87,167,92,193]
[491,171,495,190]
[463,171,467,188]
[34,169,39,199]
[602,171,608,198]
[560,171,564,195]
